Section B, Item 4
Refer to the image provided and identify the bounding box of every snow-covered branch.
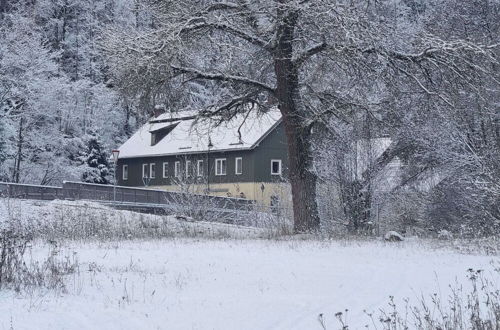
[293,42,327,67]
[171,65,276,95]
[180,21,272,50]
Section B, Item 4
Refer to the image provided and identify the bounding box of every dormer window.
[150,122,178,146]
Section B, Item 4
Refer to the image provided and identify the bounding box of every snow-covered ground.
[0,198,498,329]
[0,238,497,330]
[0,198,272,240]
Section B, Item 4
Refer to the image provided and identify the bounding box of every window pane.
[197,160,203,176]
[221,159,226,175]
[186,161,191,177]
[150,163,156,178]
[123,165,128,180]
[235,158,242,174]
[163,162,168,178]
[271,160,281,175]
[175,161,181,177]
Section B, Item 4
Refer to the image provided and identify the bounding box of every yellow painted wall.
[149,182,291,208]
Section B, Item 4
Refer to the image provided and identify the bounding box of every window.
[150,163,156,179]
[150,123,178,146]
[142,164,148,178]
[235,157,242,175]
[174,161,181,178]
[163,162,168,178]
[215,158,227,176]
[186,160,191,177]
[197,160,204,177]
[271,159,282,175]
[122,165,128,180]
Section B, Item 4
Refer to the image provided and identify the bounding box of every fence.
[0,181,254,211]
[0,182,63,200]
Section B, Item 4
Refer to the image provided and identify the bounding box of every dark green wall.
[116,122,288,187]
[252,122,288,182]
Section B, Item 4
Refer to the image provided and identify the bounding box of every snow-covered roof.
[117,108,282,159]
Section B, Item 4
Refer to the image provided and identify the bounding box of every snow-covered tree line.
[0,0,144,184]
[314,0,500,236]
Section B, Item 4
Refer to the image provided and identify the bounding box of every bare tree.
[315,0,499,235]
[101,0,498,232]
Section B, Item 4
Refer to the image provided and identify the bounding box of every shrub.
[323,268,500,329]
[0,216,78,292]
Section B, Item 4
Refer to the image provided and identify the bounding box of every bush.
[0,220,78,292]
[324,268,500,329]
[0,229,32,290]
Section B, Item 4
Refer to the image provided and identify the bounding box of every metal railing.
[0,182,63,200]
[0,181,255,211]
[62,181,255,211]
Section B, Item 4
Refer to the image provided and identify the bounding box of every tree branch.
[320,39,498,64]
[171,65,276,95]
[293,42,327,67]
[361,141,404,183]
[180,21,272,51]
[202,94,260,120]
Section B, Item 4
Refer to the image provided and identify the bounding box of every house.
[115,108,290,206]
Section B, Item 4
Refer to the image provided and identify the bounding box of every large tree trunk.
[282,115,321,232]
[274,6,320,232]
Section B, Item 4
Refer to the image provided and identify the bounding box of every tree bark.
[274,6,320,232]
[282,115,321,232]
[13,117,23,183]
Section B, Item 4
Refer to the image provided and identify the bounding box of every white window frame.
[185,160,191,177]
[271,159,282,175]
[142,164,148,178]
[163,162,168,178]
[122,165,128,180]
[174,161,181,178]
[150,163,156,179]
[197,160,204,177]
[235,157,242,175]
[215,158,227,176]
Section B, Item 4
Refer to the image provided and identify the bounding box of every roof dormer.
[150,122,179,146]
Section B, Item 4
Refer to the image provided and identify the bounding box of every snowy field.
[0,238,497,330]
[0,199,498,329]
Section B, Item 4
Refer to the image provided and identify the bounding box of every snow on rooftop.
[151,109,200,123]
[117,108,282,159]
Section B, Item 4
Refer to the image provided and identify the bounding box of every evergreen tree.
[79,134,112,184]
